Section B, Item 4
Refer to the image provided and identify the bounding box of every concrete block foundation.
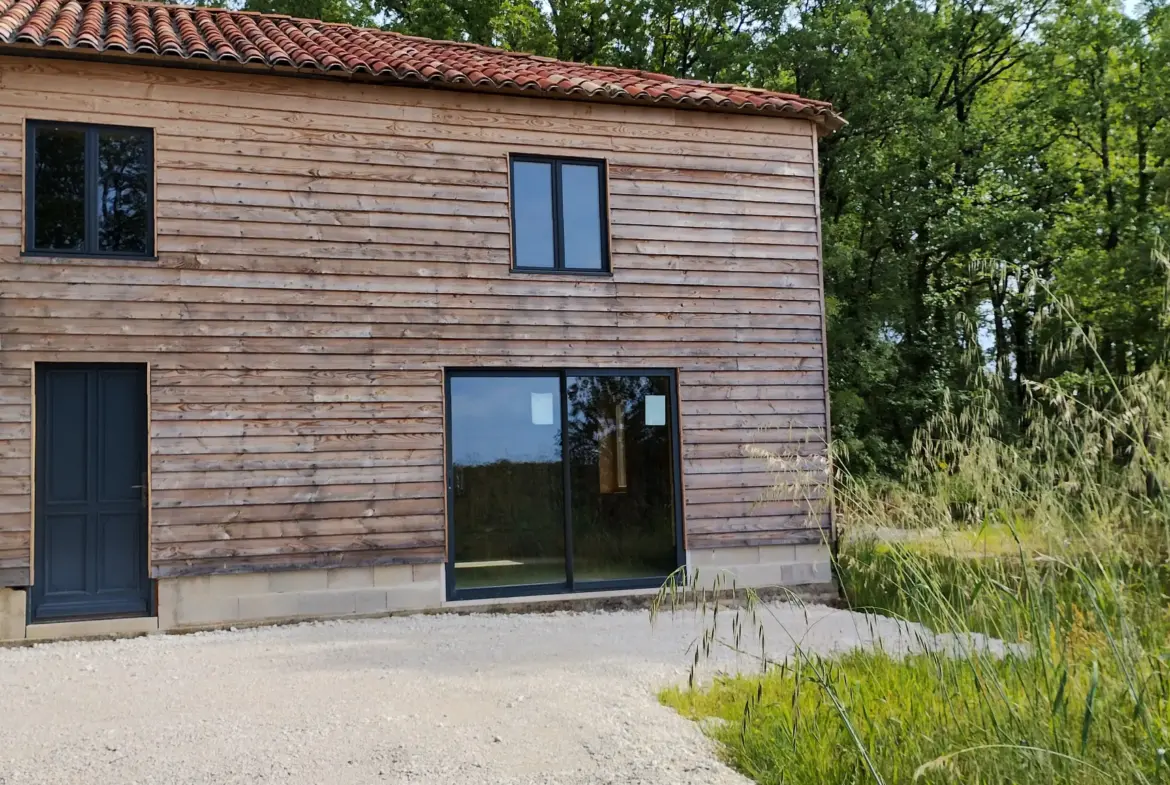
[2,545,835,643]
[0,588,26,642]
[158,563,445,630]
[686,543,833,590]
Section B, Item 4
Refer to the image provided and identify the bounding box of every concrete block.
[25,616,158,641]
[373,565,413,587]
[238,592,300,622]
[794,543,832,562]
[811,560,833,583]
[726,564,786,589]
[353,589,389,614]
[0,588,27,642]
[174,592,239,627]
[757,545,799,565]
[175,576,212,598]
[297,590,357,617]
[412,563,441,584]
[327,567,373,590]
[385,582,442,611]
[157,579,180,629]
[209,573,269,598]
[689,546,760,567]
[780,562,816,585]
[268,569,328,593]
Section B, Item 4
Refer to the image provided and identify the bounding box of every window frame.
[443,367,685,602]
[508,153,611,275]
[24,120,156,260]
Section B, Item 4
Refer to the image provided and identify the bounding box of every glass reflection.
[567,375,676,581]
[98,129,150,254]
[450,375,566,589]
[32,126,85,252]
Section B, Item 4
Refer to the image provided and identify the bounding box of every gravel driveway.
[0,603,933,785]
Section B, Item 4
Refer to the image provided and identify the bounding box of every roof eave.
[0,43,847,132]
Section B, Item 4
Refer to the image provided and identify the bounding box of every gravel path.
[0,603,940,785]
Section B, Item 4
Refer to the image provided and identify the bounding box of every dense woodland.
[182,0,1169,476]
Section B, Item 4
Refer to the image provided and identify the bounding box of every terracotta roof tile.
[0,0,845,130]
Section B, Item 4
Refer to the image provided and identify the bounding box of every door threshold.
[445,586,661,610]
[24,616,159,641]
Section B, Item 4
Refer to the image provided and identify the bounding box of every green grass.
[656,268,1170,782]
[661,530,1170,784]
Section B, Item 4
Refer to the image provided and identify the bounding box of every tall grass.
[660,252,1170,784]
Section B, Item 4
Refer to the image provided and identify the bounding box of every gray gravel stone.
[0,603,939,784]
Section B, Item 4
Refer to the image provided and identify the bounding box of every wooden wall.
[0,54,830,583]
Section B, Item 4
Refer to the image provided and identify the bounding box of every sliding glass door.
[447,370,681,599]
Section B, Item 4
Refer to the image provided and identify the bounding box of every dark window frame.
[508,154,611,275]
[24,120,156,260]
[443,367,685,602]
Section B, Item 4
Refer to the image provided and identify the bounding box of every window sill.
[20,251,159,263]
[511,266,613,277]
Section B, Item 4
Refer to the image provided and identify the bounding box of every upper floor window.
[25,121,154,258]
[510,154,609,273]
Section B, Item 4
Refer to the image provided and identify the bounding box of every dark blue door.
[32,365,150,622]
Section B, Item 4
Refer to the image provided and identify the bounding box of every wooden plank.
[153,514,444,544]
[153,529,445,561]
[680,399,826,416]
[151,547,444,578]
[1,283,827,315]
[683,456,825,475]
[688,529,827,548]
[4,351,815,373]
[683,471,823,490]
[151,432,442,456]
[150,369,442,388]
[0,512,31,532]
[0,457,31,477]
[152,496,444,527]
[0,551,29,569]
[150,401,441,421]
[152,449,442,473]
[0,335,828,360]
[151,385,441,404]
[152,464,442,490]
[152,481,444,509]
[151,418,441,439]
[682,441,826,460]
[687,514,831,533]
[0,567,29,587]
[0,316,825,344]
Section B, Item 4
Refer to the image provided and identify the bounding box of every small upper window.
[510,155,609,273]
[26,121,154,258]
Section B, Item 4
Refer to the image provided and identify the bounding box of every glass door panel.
[566,375,677,583]
[449,375,566,591]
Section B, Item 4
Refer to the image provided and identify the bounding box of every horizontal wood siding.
[0,55,829,582]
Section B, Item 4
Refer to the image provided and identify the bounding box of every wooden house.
[0,0,843,641]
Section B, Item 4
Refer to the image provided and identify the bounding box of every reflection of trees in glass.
[567,375,676,578]
[98,131,149,254]
[566,375,659,466]
[30,124,150,255]
[32,127,85,251]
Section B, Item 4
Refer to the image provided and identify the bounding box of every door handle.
[133,473,148,509]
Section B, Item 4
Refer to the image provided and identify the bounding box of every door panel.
[566,375,678,583]
[32,365,150,622]
[449,374,567,592]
